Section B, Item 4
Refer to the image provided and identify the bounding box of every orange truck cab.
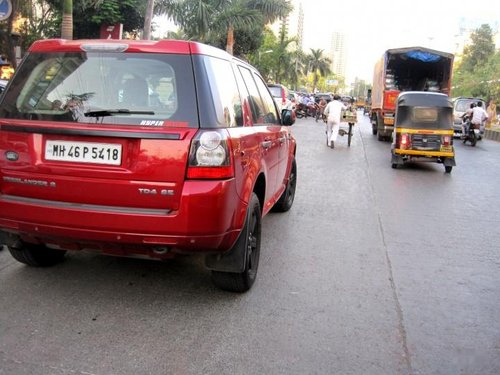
[370,47,454,141]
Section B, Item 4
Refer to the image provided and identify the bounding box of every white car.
[267,83,293,113]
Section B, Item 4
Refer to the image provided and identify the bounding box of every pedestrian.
[471,101,489,135]
[323,94,346,148]
[486,100,496,128]
[315,97,327,122]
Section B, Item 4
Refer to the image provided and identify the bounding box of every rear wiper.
[84,109,155,117]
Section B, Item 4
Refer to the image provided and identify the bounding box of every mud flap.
[205,228,246,273]
[0,231,23,248]
[391,152,404,165]
[443,157,456,167]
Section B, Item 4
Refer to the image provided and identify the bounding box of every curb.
[484,128,500,142]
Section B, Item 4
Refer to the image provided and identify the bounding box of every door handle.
[261,140,272,149]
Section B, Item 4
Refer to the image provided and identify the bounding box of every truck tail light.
[281,89,286,106]
[187,130,234,179]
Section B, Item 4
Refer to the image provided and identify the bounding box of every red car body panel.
[0,39,296,260]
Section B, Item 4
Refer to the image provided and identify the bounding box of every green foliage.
[454,51,500,101]
[307,48,332,92]
[460,24,495,73]
[453,24,499,103]
[43,0,144,39]
[14,1,61,52]
[155,0,291,55]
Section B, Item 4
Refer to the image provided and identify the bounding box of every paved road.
[1,114,499,375]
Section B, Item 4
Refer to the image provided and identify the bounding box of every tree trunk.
[143,0,155,40]
[3,0,17,68]
[226,25,234,55]
[61,0,73,40]
[313,72,319,93]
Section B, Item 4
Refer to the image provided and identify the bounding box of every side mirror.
[281,109,295,125]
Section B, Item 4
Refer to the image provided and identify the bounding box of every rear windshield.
[0,52,198,128]
[396,106,453,129]
[268,86,282,98]
[455,99,484,113]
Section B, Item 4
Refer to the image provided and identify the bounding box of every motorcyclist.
[461,103,475,139]
[471,101,489,137]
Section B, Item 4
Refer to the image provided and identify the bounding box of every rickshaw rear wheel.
[391,163,398,169]
[445,166,453,173]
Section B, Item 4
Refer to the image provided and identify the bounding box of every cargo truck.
[370,47,454,141]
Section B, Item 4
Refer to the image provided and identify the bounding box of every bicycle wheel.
[347,124,353,147]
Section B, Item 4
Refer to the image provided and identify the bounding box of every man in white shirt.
[471,101,489,135]
[323,95,346,148]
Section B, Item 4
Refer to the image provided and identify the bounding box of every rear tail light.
[187,130,234,179]
[400,133,411,149]
[282,89,286,106]
[442,135,451,146]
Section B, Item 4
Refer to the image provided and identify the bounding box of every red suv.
[0,39,297,292]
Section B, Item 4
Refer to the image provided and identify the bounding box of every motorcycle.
[461,117,480,146]
[295,102,310,118]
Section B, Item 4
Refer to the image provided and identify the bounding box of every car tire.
[8,243,67,267]
[272,158,297,212]
[211,193,261,293]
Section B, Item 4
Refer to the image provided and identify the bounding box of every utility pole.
[143,0,154,40]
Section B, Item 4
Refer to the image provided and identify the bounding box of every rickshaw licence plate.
[440,145,452,152]
[45,140,122,165]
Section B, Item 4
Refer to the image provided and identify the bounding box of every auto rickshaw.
[391,92,456,173]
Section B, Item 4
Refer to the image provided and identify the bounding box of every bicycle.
[323,114,355,148]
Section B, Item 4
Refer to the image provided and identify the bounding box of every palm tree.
[143,0,155,40]
[61,0,73,39]
[156,0,291,55]
[307,48,332,93]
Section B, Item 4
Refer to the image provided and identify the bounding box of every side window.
[253,74,278,124]
[238,66,267,124]
[204,56,243,127]
[233,65,251,126]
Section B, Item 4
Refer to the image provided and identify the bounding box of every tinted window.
[238,67,268,124]
[203,56,243,127]
[254,75,278,123]
[0,52,198,127]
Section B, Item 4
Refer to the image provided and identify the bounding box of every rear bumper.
[0,179,247,255]
[392,149,456,166]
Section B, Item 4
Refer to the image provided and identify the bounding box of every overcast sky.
[153,0,500,83]
[299,0,500,82]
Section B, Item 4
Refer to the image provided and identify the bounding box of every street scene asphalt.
[1,113,499,375]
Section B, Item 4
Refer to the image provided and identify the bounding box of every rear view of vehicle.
[391,92,456,173]
[0,39,297,292]
[267,83,291,113]
[452,97,485,137]
[371,47,454,141]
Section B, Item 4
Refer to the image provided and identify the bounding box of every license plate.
[45,140,122,165]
